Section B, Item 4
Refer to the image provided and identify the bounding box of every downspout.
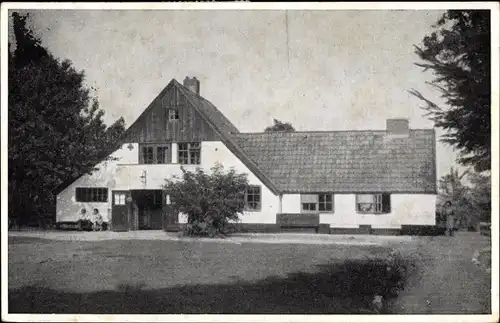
[278,194,283,214]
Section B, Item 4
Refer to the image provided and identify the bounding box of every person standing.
[443,201,456,237]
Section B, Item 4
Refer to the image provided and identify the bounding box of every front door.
[112,190,130,232]
[163,192,179,231]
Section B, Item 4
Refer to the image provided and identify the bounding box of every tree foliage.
[8,12,126,225]
[163,164,249,237]
[437,167,491,229]
[410,10,491,172]
[264,118,296,133]
[467,171,491,223]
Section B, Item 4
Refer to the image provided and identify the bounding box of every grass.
[8,236,410,314]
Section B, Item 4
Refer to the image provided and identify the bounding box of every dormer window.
[168,109,180,121]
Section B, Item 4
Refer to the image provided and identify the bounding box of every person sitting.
[78,208,90,231]
[93,208,104,231]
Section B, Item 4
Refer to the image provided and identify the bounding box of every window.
[302,203,317,211]
[142,146,154,164]
[318,194,334,211]
[301,194,334,213]
[245,186,261,211]
[178,142,201,164]
[168,109,180,121]
[114,193,126,205]
[356,193,391,214]
[76,187,108,202]
[139,144,171,164]
[156,146,169,164]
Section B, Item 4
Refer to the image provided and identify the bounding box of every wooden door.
[162,192,179,231]
[112,190,130,232]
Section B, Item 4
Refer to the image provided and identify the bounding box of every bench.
[276,213,330,234]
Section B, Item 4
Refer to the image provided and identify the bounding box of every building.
[56,77,437,234]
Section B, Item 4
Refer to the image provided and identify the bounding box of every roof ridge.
[234,129,434,135]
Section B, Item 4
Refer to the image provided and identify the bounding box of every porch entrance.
[130,190,164,230]
[111,189,177,231]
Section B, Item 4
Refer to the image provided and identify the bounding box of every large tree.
[409,10,491,172]
[8,12,126,225]
[264,118,296,133]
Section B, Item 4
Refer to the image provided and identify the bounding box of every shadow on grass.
[9,257,415,314]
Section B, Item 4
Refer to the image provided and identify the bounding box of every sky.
[9,8,464,179]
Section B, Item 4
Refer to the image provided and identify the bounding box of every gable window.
[244,185,261,211]
[139,144,171,164]
[156,146,169,164]
[168,109,180,121]
[356,193,391,214]
[178,142,201,164]
[301,194,334,213]
[142,146,154,164]
[76,187,108,203]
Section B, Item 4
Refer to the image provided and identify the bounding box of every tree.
[8,12,126,226]
[409,10,491,172]
[437,167,491,230]
[467,172,491,223]
[163,164,249,237]
[264,118,296,132]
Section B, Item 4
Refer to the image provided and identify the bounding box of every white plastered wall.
[281,193,436,229]
[57,141,279,224]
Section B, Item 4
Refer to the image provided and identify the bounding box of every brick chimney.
[183,76,200,95]
[386,119,409,136]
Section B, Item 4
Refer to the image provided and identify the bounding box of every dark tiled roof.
[232,130,437,193]
[175,81,240,135]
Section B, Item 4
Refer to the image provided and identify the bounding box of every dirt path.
[390,232,491,314]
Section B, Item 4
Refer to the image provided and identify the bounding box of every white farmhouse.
[56,77,437,234]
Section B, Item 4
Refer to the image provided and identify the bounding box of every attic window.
[168,109,180,121]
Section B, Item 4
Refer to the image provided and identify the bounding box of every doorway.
[130,190,164,230]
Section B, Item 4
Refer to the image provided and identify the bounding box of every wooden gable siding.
[123,86,220,143]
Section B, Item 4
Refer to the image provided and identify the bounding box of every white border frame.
[1,2,498,323]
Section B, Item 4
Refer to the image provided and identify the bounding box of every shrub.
[163,163,249,237]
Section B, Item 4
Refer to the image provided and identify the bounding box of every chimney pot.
[183,76,200,95]
[386,119,409,136]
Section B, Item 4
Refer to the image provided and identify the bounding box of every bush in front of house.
[163,163,249,237]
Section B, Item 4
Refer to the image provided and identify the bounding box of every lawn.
[8,235,407,314]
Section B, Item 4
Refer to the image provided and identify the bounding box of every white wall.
[176,142,279,224]
[281,193,436,229]
[282,194,301,213]
[56,143,139,222]
[57,141,279,224]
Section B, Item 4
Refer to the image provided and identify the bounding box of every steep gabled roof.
[232,130,437,194]
[174,80,280,194]
[175,80,240,135]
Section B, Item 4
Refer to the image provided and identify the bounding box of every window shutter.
[76,188,82,201]
[301,194,319,203]
[382,194,391,213]
[139,146,144,164]
[357,194,375,204]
